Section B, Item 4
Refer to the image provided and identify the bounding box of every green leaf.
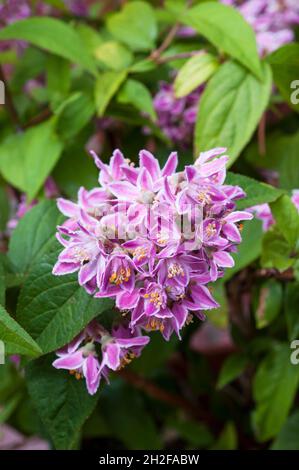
[285,282,299,341]
[8,200,62,277]
[101,381,161,449]
[217,354,248,389]
[0,392,22,424]
[16,251,113,354]
[252,343,299,441]
[53,146,98,199]
[0,184,9,232]
[225,172,284,210]
[46,54,70,105]
[270,195,299,248]
[272,411,299,450]
[261,226,295,272]
[107,1,157,52]
[255,280,283,329]
[267,43,299,113]
[76,23,103,56]
[0,304,42,357]
[95,41,133,71]
[26,355,98,449]
[95,70,127,116]
[174,53,219,98]
[223,218,263,281]
[0,257,5,306]
[131,332,178,376]
[211,422,237,450]
[0,17,96,74]
[56,92,95,140]
[195,61,272,165]
[0,119,63,201]
[118,79,157,121]
[182,2,262,78]
[245,131,299,191]
[207,280,228,328]
[168,415,213,448]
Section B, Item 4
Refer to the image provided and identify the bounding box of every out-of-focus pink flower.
[152,82,202,147]
[291,190,299,212]
[190,322,235,356]
[249,189,299,232]
[0,424,49,450]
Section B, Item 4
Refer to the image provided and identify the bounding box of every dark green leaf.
[53,146,98,199]
[245,131,299,191]
[168,414,213,448]
[223,218,263,281]
[211,422,237,450]
[0,304,42,357]
[8,200,62,277]
[56,92,95,140]
[261,226,295,272]
[16,251,113,354]
[0,184,9,232]
[0,258,4,306]
[272,411,299,450]
[268,43,299,113]
[217,354,248,389]
[226,172,284,210]
[285,282,299,341]
[118,79,157,121]
[270,195,299,248]
[26,355,98,449]
[252,343,299,441]
[255,280,283,329]
[101,381,161,449]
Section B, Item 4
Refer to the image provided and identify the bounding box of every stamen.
[205,222,217,238]
[197,191,211,205]
[109,266,131,285]
[167,263,185,279]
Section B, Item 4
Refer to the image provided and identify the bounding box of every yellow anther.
[133,246,147,261]
[205,222,217,238]
[167,263,185,279]
[109,267,131,285]
[197,191,211,205]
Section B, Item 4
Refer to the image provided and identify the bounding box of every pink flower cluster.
[223,0,299,55]
[52,147,253,394]
[152,82,201,147]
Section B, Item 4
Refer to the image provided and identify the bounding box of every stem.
[118,369,219,427]
[258,113,266,156]
[150,23,180,62]
[155,51,201,65]
[0,65,22,130]
[23,108,52,129]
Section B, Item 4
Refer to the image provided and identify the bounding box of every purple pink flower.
[53,147,253,394]
[249,189,299,231]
